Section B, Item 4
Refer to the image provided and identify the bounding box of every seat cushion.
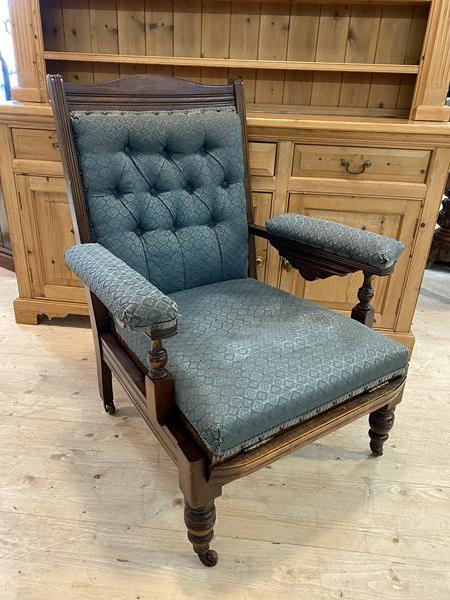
[114,279,408,459]
[70,108,248,294]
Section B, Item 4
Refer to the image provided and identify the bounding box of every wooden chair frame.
[47,74,406,567]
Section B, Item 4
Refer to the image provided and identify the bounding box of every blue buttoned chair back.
[70,108,249,294]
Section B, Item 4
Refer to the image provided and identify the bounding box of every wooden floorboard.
[0,270,449,599]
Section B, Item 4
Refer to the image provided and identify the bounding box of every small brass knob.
[281,257,291,269]
[256,255,264,267]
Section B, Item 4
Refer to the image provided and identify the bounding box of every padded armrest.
[65,243,178,333]
[266,214,404,270]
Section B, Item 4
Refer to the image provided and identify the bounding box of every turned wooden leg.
[184,501,218,567]
[351,271,375,327]
[369,405,396,456]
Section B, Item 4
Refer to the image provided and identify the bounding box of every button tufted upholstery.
[114,278,409,459]
[70,108,249,293]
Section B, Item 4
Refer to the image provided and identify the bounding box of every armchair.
[47,73,408,568]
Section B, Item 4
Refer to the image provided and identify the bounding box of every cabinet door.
[16,175,85,302]
[252,192,274,282]
[0,177,14,270]
[279,194,421,330]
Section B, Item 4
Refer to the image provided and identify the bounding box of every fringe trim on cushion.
[212,366,408,461]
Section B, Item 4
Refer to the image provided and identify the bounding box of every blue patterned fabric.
[114,278,408,459]
[70,108,248,293]
[65,243,178,331]
[267,214,404,270]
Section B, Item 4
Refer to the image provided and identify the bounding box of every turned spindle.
[351,271,375,328]
[148,338,168,380]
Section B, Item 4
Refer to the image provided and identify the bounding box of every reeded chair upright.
[47,74,408,567]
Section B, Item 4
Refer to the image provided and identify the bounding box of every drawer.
[12,128,60,161]
[249,142,277,177]
[292,144,430,183]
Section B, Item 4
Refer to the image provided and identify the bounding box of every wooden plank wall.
[41,1,428,116]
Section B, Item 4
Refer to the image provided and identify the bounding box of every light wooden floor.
[1,269,449,600]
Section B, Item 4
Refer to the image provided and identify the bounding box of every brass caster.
[369,436,384,457]
[184,501,217,567]
[197,549,218,567]
[104,401,116,415]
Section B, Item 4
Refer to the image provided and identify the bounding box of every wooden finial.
[149,338,168,380]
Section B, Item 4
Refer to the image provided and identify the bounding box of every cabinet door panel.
[0,177,14,271]
[12,129,60,162]
[249,142,277,177]
[16,175,85,302]
[279,193,421,329]
[0,179,12,251]
[252,192,273,282]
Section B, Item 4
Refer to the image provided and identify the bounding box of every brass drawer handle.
[256,255,264,267]
[341,158,372,175]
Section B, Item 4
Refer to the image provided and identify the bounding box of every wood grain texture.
[9,0,47,101]
[202,1,231,59]
[252,192,273,281]
[38,0,431,115]
[117,0,145,55]
[145,0,174,58]
[340,6,381,109]
[315,5,350,63]
[89,0,120,80]
[0,126,32,298]
[396,147,450,331]
[43,51,421,74]
[0,179,14,271]
[173,0,201,57]
[15,175,82,301]
[411,0,450,119]
[230,2,261,59]
[40,0,65,52]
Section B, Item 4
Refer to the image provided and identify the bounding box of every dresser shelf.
[43,52,420,75]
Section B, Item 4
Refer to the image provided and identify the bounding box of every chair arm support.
[249,218,401,329]
[250,224,386,281]
[265,214,404,273]
[65,243,178,336]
